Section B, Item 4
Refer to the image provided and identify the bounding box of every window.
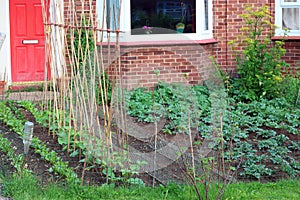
[131,1,196,34]
[275,0,300,36]
[97,0,212,42]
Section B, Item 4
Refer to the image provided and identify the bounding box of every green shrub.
[280,75,300,107]
[230,5,289,101]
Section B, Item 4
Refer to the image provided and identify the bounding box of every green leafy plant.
[1,88,299,185]
[0,101,79,183]
[280,73,300,107]
[126,82,209,134]
[0,134,30,176]
[229,5,289,101]
[125,79,299,179]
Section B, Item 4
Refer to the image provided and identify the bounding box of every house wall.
[0,0,12,83]
[104,43,215,90]
[214,0,300,74]
[283,41,300,73]
[214,0,274,74]
[63,0,97,24]
[62,0,97,77]
[64,0,300,90]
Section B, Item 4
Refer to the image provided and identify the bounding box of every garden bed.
[0,99,299,187]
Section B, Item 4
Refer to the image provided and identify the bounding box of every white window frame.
[275,0,300,36]
[97,0,213,42]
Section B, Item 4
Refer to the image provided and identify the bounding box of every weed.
[229,5,289,101]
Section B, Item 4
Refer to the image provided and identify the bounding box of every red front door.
[10,0,48,83]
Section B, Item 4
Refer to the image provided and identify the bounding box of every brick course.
[103,44,214,89]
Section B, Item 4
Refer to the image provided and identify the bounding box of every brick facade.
[214,0,300,75]
[105,44,215,90]
[282,40,300,74]
[64,0,300,89]
[64,0,97,25]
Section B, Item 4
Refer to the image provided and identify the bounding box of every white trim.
[49,0,65,78]
[275,0,300,36]
[0,0,12,84]
[5,0,56,83]
[97,0,213,43]
[280,0,300,6]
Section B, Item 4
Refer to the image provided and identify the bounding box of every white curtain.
[282,0,300,30]
[282,8,299,30]
[49,1,65,78]
[106,0,120,30]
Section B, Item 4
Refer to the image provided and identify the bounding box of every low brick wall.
[104,43,216,90]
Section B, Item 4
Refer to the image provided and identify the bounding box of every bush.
[280,75,300,107]
[229,5,289,101]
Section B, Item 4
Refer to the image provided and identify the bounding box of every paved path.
[0,91,54,101]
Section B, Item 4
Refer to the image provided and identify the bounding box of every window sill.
[272,36,300,41]
[98,38,217,47]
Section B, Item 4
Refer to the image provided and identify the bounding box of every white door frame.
[0,0,12,84]
[0,1,65,86]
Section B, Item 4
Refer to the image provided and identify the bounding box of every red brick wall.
[283,41,300,74]
[213,0,275,74]
[105,44,215,90]
[63,0,97,77]
[213,0,300,74]
[64,0,300,89]
[64,0,97,25]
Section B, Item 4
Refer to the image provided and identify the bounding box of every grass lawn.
[223,179,300,200]
[1,174,299,200]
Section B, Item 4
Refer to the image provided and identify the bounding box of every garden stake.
[23,121,34,156]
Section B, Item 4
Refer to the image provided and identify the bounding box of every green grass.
[1,174,299,200]
[223,180,300,200]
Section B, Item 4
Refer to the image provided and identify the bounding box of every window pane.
[131,0,196,35]
[282,8,299,30]
[106,0,120,30]
[204,0,208,30]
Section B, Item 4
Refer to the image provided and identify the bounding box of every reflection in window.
[282,8,299,30]
[131,0,196,35]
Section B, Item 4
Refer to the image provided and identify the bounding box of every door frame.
[0,1,12,85]
[9,0,50,85]
[0,0,63,86]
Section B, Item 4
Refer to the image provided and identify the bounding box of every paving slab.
[0,91,54,101]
